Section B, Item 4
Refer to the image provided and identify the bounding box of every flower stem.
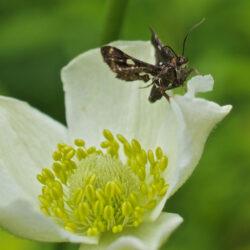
[101,0,129,44]
[53,242,79,250]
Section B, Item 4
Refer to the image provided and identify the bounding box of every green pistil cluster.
[37,130,169,237]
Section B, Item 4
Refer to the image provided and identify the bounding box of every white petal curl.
[150,75,232,220]
[79,212,183,250]
[185,74,214,98]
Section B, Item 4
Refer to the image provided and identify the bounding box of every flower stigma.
[37,130,169,237]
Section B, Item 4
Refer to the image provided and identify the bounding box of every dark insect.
[101,18,205,103]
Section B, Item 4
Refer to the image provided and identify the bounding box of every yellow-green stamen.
[37,129,169,237]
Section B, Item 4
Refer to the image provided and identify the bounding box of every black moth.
[101,18,205,103]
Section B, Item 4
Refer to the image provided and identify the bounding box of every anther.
[148,150,155,165]
[155,147,163,160]
[131,139,141,152]
[96,188,106,203]
[87,146,96,154]
[87,227,99,236]
[76,148,87,160]
[65,149,75,160]
[103,205,114,221]
[74,139,85,147]
[94,200,104,217]
[37,174,46,184]
[116,134,128,144]
[103,129,114,141]
[38,129,170,237]
[122,201,133,216]
[52,162,61,173]
[158,184,169,196]
[79,202,90,219]
[104,181,116,199]
[85,184,96,202]
[101,141,110,148]
[42,168,54,180]
[52,150,62,161]
[73,188,84,205]
[159,156,168,171]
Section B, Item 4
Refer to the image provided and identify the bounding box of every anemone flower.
[0,41,231,250]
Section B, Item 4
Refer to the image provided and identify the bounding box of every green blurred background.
[0,0,249,249]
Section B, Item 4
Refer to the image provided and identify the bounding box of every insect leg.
[161,91,170,102]
[186,67,200,76]
[158,83,171,102]
[139,81,154,89]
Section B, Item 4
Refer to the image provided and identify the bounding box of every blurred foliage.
[0,0,249,249]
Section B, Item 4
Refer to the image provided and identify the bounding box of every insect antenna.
[182,18,205,56]
[164,45,177,56]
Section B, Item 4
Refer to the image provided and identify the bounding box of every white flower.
[0,41,231,250]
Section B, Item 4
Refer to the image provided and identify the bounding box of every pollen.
[37,130,169,237]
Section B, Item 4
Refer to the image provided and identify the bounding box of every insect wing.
[150,27,176,65]
[101,46,161,82]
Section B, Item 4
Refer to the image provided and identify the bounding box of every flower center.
[37,130,169,237]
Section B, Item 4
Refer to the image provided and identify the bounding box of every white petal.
[0,167,97,243]
[62,42,214,166]
[185,74,214,98]
[0,96,67,199]
[0,96,91,242]
[62,40,169,148]
[62,41,179,191]
[79,213,182,250]
[150,76,232,220]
